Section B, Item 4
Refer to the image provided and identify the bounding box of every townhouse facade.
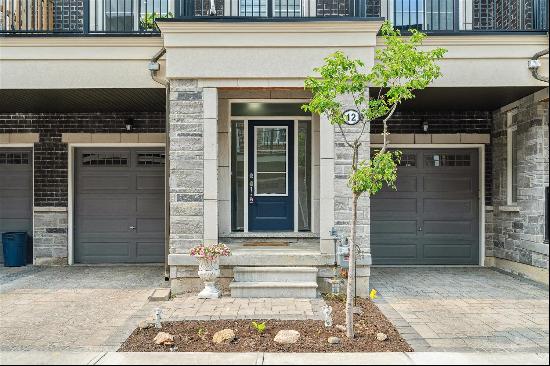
[0,0,548,296]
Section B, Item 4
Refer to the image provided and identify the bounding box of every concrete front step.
[230,281,318,298]
[233,266,318,283]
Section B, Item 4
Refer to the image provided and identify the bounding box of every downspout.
[148,47,170,280]
[529,48,549,83]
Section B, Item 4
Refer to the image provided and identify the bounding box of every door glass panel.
[231,121,245,231]
[298,121,311,231]
[256,172,287,195]
[255,127,287,195]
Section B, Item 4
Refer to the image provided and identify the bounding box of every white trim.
[294,120,299,232]
[506,109,519,206]
[228,99,313,233]
[0,144,35,263]
[370,143,486,266]
[253,125,289,197]
[243,120,249,233]
[67,142,165,265]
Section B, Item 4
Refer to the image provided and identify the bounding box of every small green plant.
[197,327,208,340]
[250,321,267,334]
[140,12,174,31]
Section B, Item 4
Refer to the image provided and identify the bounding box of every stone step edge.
[233,266,318,273]
[229,281,319,289]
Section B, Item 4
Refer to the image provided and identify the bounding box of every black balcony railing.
[0,0,547,34]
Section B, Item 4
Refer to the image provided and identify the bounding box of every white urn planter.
[197,257,221,299]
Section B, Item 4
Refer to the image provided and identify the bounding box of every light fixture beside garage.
[422,121,429,132]
[125,118,134,131]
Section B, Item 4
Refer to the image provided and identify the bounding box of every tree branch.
[337,123,354,149]
[379,103,398,154]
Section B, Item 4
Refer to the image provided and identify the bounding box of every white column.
[203,87,219,244]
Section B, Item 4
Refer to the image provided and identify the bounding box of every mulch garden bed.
[118,298,413,353]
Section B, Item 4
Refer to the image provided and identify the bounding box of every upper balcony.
[0,0,548,35]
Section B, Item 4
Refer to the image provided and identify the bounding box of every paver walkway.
[158,296,325,321]
[0,266,324,352]
[370,267,549,353]
[0,266,167,352]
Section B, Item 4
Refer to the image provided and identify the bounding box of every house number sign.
[343,109,362,125]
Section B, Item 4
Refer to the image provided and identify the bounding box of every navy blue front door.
[248,121,294,231]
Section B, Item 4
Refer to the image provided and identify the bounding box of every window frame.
[506,108,519,206]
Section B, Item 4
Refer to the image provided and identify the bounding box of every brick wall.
[370,111,493,205]
[0,112,165,207]
[491,93,549,270]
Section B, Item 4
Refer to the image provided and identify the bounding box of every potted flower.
[189,243,231,299]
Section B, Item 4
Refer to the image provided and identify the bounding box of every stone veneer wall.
[168,80,205,257]
[0,112,165,264]
[491,91,549,272]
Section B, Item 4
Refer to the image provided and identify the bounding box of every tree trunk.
[346,192,359,338]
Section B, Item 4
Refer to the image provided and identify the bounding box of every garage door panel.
[0,197,33,216]
[75,148,165,264]
[371,148,479,265]
[136,241,165,258]
[136,174,164,191]
[136,218,164,234]
[371,198,417,213]
[79,241,131,257]
[78,174,132,191]
[423,199,473,217]
[77,196,135,216]
[371,220,417,234]
[423,244,473,259]
[423,220,474,235]
[371,243,418,260]
[0,149,33,264]
[0,174,32,190]
[379,175,417,194]
[0,218,32,232]
[137,196,164,216]
[78,218,131,234]
[423,176,474,193]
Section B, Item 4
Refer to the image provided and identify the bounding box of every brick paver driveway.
[0,266,166,352]
[371,267,549,353]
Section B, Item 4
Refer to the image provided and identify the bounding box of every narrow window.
[507,109,519,205]
[298,121,312,231]
[231,120,245,231]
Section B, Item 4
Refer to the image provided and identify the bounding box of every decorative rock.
[328,336,341,344]
[138,320,153,330]
[353,306,363,315]
[153,332,174,346]
[212,329,236,344]
[274,330,300,344]
[376,332,388,341]
[335,325,346,332]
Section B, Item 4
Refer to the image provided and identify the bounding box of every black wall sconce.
[422,121,429,132]
[125,118,134,132]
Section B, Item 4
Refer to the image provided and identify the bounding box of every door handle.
[418,227,422,231]
[129,226,136,230]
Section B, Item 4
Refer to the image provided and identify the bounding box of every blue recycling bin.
[2,232,28,267]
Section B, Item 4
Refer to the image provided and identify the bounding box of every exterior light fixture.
[422,121,429,132]
[125,118,134,131]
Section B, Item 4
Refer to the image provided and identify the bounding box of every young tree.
[303,22,446,339]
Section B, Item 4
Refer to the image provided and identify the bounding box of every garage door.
[0,149,33,264]
[75,148,165,263]
[371,149,479,265]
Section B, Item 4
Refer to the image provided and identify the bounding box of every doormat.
[242,241,290,247]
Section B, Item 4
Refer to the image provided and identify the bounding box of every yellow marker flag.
[369,289,378,300]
